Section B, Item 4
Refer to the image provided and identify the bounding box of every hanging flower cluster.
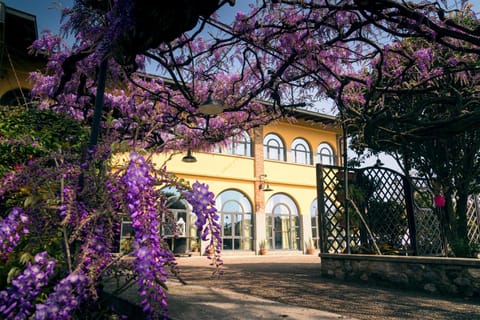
[122,152,175,318]
[0,207,29,259]
[0,252,56,319]
[183,181,222,270]
[33,272,89,320]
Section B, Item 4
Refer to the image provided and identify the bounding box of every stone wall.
[320,253,480,297]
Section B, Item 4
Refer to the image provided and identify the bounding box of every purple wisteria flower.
[122,152,175,318]
[183,181,223,270]
[0,207,29,259]
[33,272,89,320]
[0,251,56,319]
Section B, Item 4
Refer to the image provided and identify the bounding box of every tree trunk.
[453,189,471,257]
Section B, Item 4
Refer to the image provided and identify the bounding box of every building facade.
[138,112,342,255]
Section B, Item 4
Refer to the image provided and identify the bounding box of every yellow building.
[144,112,342,255]
[0,3,44,105]
[1,4,343,256]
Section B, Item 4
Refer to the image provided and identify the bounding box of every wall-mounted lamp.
[182,149,197,163]
[197,94,224,116]
[259,174,274,192]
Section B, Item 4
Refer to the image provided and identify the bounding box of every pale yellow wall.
[260,118,340,215]
[263,160,317,216]
[115,116,340,218]
[113,151,258,206]
[0,71,30,96]
[0,58,45,101]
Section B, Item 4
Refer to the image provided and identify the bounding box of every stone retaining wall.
[320,253,480,297]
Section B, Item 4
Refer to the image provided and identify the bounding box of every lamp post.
[197,94,224,116]
[182,149,197,163]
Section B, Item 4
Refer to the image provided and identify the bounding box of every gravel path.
[173,255,480,320]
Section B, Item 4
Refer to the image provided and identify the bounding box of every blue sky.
[4,0,250,35]
[7,0,480,36]
[4,0,70,34]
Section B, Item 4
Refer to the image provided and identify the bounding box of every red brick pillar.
[253,126,265,212]
[252,126,267,253]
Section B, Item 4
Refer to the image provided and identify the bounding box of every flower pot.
[259,248,267,255]
[306,247,316,255]
[207,247,215,257]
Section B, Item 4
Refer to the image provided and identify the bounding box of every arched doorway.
[216,189,253,251]
[161,187,197,254]
[266,193,300,250]
[118,186,198,254]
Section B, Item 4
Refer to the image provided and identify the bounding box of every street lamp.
[197,94,224,115]
[182,149,197,163]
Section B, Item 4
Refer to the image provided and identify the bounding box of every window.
[227,132,252,156]
[119,186,198,254]
[291,138,311,165]
[311,199,319,249]
[216,190,253,251]
[317,143,335,165]
[265,194,300,250]
[212,131,252,157]
[264,133,286,161]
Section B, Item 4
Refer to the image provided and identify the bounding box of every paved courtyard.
[167,254,480,320]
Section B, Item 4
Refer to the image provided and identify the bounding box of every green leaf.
[7,267,20,284]
[19,252,34,265]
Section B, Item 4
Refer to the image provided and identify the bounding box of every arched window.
[212,131,252,157]
[317,142,335,165]
[0,88,31,106]
[265,193,300,250]
[264,133,286,161]
[119,186,197,254]
[227,131,252,156]
[291,138,311,165]
[216,190,253,251]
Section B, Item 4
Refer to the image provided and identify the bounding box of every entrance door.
[266,194,300,250]
[217,190,253,251]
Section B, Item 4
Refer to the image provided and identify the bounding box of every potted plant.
[306,238,316,255]
[259,240,268,255]
[190,239,200,254]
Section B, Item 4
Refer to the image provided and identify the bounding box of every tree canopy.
[28,1,480,152]
[3,1,480,318]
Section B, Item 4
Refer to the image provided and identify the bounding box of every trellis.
[467,195,480,245]
[316,164,449,256]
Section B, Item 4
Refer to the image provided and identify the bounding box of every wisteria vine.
[0,252,56,320]
[121,152,175,318]
[0,207,29,259]
[183,181,223,271]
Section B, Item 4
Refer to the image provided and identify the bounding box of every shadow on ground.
[174,256,480,320]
